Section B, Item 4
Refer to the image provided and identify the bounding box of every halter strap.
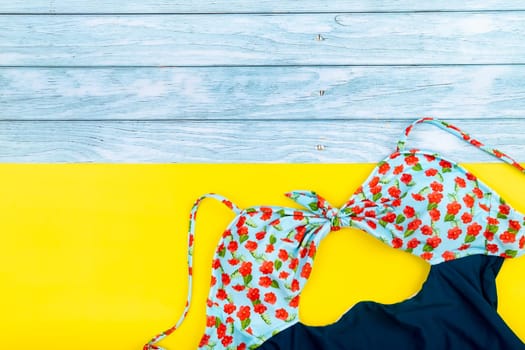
[396,117,525,173]
[143,193,241,350]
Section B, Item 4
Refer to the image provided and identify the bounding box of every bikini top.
[144,117,525,350]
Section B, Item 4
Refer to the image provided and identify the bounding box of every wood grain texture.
[2,12,525,66]
[1,119,524,163]
[2,66,525,120]
[0,1,522,13]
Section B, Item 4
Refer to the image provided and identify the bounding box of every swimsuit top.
[144,117,525,350]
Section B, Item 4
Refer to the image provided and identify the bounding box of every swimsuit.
[144,118,525,350]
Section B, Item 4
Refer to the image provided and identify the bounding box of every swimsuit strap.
[143,193,241,350]
[396,117,525,173]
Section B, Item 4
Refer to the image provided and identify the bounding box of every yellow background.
[1,163,524,349]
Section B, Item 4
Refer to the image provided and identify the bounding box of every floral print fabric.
[144,118,525,350]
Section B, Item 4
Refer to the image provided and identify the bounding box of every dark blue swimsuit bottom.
[259,255,525,350]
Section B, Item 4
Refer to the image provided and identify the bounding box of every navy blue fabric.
[259,255,524,350]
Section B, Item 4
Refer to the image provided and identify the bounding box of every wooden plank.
[0,1,521,14]
[2,66,525,120]
[1,119,524,163]
[2,12,525,66]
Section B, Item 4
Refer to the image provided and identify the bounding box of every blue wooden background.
[1,2,525,163]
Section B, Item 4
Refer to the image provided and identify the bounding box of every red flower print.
[509,220,521,232]
[390,151,401,159]
[228,258,239,266]
[499,204,510,215]
[222,336,233,347]
[486,244,499,254]
[275,308,289,320]
[459,244,470,251]
[461,212,472,224]
[488,217,499,225]
[463,194,474,208]
[222,273,231,286]
[254,303,267,314]
[295,226,306,242]
[407,238,420,249]
[247,288,260,301]
[300,247,308,259]
[217,323,226,339]
[308,241,317,258]
[386,186,402,199]
[428,192,443,204]
[259,276,272,288]
[381,212,397,223]
[424,154,436,162]
[393,165,404,175]
[237,306,251,321]
[289,295,300,308]
[425,168,438,176]
[259,261,274,274]
[392,237,403,248]
[233,284,245,291]
[270,219,281,227]
[255,231,266,240]
[261,207,273,221]
[199,334,210,347]
[405,155,419,166]
[429,208,440,221]
[279,271,290,279]
[212,258,221,269]
[484,231,494,241]
[370,185,382,195]
[301,262,312,279]
[207,315,216,327]
[519,235,525,249]
[426,236,442,248]
[224,303,236,314]
[237,343,247,350]
[401,173,412,185]
[367,220,377,229]
[421,225,433,235]
[421,252,433,261]
[442,251,455,261]
[467,223,482,236]
[216,289,227,300]
[472,187,483,199]
[289,258,299,270]
[430,181,443,192]
[352,206,364,215]
[407,218,422,231]
[446,201,461,215]
[500,231,516,243]
[412,193,425,201]
[439,159,452,169]
[403,206,416,218]
[291,279,300,292]
[447,227,462,240]
[264,292,277,304]
[245,240,258,252]
[222,229,232,238]
[466,172,477,181]
[236,216,246,228]
[470,139,483,147]
[266,244,274,253]
[454,177,466,188]
[369,176,380,188]
[238,226,248,235]
[239,261,252,276]
[278,249,289,261]
[227,241,238,253]
[392,198,401,207]
[378,162,391,175]
[293,211,304,221]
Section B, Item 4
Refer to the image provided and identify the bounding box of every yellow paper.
[0,164,524,349]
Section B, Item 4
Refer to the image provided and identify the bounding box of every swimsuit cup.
[144,118,525,350]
